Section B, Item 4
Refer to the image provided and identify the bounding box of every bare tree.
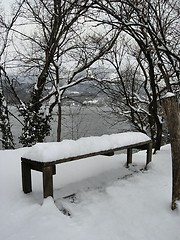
[62,104,89,140]
[96,36,164,148]
[10,0,119,145]
[8,0,94,145]
[93,0,180,209]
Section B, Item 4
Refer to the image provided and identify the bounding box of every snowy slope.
[0,145,179,240]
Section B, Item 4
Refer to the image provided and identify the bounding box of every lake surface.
[0,105,133,149]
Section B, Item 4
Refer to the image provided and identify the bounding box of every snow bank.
[22,132,150,162]
[163,92,176,98]
[0,145,180,240]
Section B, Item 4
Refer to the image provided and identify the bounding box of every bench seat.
[21,132,153,199]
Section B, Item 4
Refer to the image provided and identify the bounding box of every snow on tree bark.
[0,89,15,149]
[19,104,51,147]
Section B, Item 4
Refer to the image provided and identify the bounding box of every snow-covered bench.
[21,132,152,199]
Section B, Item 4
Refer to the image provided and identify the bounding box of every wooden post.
[43,166,54,198]
[21,160,32,194]
[162,94,180,210]
[127,148,132,167]
[145,142,153,169]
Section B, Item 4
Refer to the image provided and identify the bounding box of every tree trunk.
[162,94,180,210]
[57,102,62,142]
[154,121,163,153]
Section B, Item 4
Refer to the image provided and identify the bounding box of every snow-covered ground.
[0,144,179,240]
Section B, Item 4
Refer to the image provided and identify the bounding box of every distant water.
[0,105,133,149]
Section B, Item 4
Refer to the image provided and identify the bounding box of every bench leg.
[43,166,54,198]
[21,161,32,194]
[145,142,153,169]
[127,148,132,167]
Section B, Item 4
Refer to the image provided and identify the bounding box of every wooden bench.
[21,132,153,199]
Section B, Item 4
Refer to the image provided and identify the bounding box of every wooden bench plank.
[22,140,152,165]
[22,132,151,163]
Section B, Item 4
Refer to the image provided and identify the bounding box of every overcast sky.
[1,0,13,13]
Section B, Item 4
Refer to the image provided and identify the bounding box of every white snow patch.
[163,92,176,98]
